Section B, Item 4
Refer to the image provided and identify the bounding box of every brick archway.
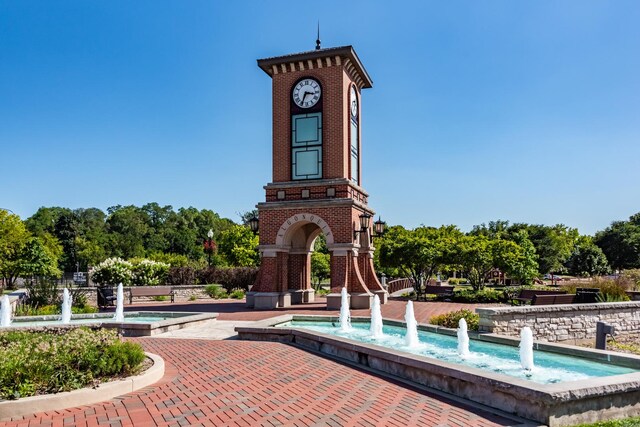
[274,213,335,247]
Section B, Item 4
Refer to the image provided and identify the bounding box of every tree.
[0,210,31,289]
[566,237,610,277]
[17,237,62,279]
[217,225,259,267]
[594,213,640,270]
[509,223,578,274]
[311,252,330,291]
[106,205,150,259]
[379,225,461,299]
[505,230,539,285]
[455,235,494,291]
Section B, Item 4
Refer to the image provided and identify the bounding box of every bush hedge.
[430,309,479,331]
[0,328,145,400]
[450,288,505,303]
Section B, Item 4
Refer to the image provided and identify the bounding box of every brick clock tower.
[247,45,387,310]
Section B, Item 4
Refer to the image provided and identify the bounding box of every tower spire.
[315,21,321,50]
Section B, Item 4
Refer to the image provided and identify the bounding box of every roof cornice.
[257,45,373,89]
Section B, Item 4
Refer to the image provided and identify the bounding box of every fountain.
[370,295,383,339]
[404,301,419,347]
[520,326,535,371]
[61,288,72,324]
[457,318,470,358]
[338,287,352,332]
[114,283,124,322]
[1,295,12,327]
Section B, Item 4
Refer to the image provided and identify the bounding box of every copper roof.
[257,45,373,88]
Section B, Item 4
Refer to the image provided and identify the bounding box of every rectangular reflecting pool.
[236,314,640,427]
[278,319,636,384]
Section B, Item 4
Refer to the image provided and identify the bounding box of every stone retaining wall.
[68,285,216,306]
[476,301,640,343]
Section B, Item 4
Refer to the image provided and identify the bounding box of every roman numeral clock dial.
[293,78,321,108]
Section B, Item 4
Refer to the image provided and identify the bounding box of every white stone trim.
[275,213,335,246]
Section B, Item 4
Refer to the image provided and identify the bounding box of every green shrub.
[562,277,631,302]
[152,295,168,302]
[621,269,640,291]
[15,304,99,316]
[130,259,170,286]
[0,328,145,400]
[451,288,505,303]
[430,309,479,331]
[229,289,245,299]
[204,284,227,299]
[447,278,468,285]
[316,288,330,297]
[188,295,197,301]
[90,258,133,286]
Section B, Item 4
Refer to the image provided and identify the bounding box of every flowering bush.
[90,258,133,286]
[130,259,170,286]
[0,328,145,399]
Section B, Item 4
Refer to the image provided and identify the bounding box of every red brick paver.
[3,339,523,427]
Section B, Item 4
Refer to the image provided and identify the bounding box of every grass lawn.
[572,417,640,427]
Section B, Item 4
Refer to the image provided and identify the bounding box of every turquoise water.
[280,320,637,384]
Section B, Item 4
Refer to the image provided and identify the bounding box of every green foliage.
[188,295,197,301]
[204,284,228,299]
[0,328,144,399]
[217,225,259,267]
[570,416,640,427]
[621,269,640,291]
[166,266,197,287]
[566,236,610,277]
[311,252,330,291]
[0,210,32,289]
[199,267,258,292]
[451,288,505,303]
[90,257,133,286]
[229,289,245,299]
[147,252,190,267]
[130,258,169,286]
[379,225,462,299]
[430,309,479,331]
[152,295,168,302]
[446,278,468,285]
[15,304,99,316]
[561,277,631,302]
[594,212,640,270]
[316,288,330,296]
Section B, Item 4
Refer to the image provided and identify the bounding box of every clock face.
[292,78,321,108]
[350,86,358,118]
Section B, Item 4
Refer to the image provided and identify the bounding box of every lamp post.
[204,229,217,267]
[355,213,386,241]
[248,214,259,235]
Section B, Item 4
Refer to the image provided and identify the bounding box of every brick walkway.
[3,338,524,427]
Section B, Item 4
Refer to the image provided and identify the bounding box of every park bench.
[512,289,567,305]
[424,285,455,298]
[129,286,175,304]
[531,293,576,305]
[97,286,117,308]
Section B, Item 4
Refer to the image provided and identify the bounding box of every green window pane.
[295,116,319,144]
[293,147,322,180]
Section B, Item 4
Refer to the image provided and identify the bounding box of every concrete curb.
[0,352,165,421]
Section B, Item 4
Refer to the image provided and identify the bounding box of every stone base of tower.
[326,292,375,310]
[246,292,292,309]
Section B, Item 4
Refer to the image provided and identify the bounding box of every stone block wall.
[476,301,640,343]
[68,285,217,306]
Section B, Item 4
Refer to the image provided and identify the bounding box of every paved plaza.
[2,299,533,427]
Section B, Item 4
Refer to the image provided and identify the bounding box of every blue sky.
[1,1,639,235]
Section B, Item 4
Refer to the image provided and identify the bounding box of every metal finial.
[316,22,321,50]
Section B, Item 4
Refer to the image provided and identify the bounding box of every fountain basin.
[235,315,640,426]
[4,312,217,336]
